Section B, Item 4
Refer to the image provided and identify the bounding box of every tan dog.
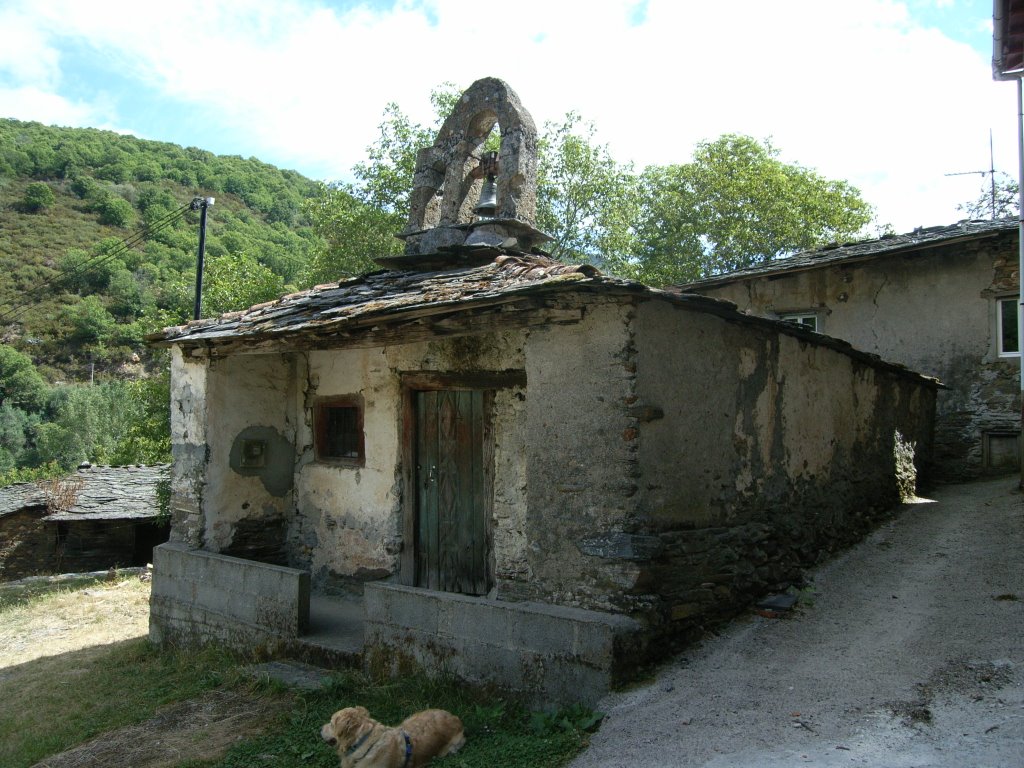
[320,706,465,768]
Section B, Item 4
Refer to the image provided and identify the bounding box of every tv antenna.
[945,130,999,219]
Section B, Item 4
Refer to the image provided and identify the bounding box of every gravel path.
[571,477,1024,768]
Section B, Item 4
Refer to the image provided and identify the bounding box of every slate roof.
[146,249,940,387]
[148,251,622,349]
[676,218,1017,291]
[0,464,168,521]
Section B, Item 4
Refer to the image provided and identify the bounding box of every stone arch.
[405,77,538,235]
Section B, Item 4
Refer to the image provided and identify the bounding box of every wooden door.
[414,389,491,595]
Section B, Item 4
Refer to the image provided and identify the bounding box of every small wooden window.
[315,396,365,465]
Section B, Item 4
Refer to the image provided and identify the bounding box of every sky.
[0,0,1017,234]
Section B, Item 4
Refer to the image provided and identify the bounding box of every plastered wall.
[518,299,645,611]
[632,299,935,640]
[202,353,297,562]
[695,235,1019,478]
[290,331,527,591]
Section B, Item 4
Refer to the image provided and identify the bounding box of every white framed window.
[998,296,1021,357]
[779,312,819,333]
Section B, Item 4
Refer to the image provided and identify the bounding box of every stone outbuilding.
[0,463,170,580]
[678,219,1022,480]
[147,78,940,705]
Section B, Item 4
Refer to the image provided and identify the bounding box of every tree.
[958,174,1018,220]
[95,195,135,227]
[537,113,641,268]
[0,345,47,410]
[107,370,172,465]
[303,184,403,282]
[0,403,39,471]
[64,295,115,344]
[303,93,452,282]
[34,384,128,469]
[630,135,874,285]
[201,252,285,316]
[22,182,55,212]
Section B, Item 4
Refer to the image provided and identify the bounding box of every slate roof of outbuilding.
[0,464,168,521]
[675,218,1017,291]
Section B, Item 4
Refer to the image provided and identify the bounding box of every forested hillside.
[0,119,324,480]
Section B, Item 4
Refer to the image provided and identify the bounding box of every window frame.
[778,311,820,333]
[313,395,365,466]
[997,295,1021,358]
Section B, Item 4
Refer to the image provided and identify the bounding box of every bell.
[475,176,497,218]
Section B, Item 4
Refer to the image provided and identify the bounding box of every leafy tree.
[22,182,55,212]
[630,135,874,285]
[304,87,641,280]
[958,174,1018,219]
[58,243,127,294]
[69,175,99,199]
[34,384,128,468]
[0,345,47,410]
[64,295,115,344]
[201,251,285,316]
[107,268,144,317]
[537,113,641,267]
[95,195,135,227]
[0,403,40,471]
[302,98,436,280]
[107,370,171,465]
[303,185,402,282]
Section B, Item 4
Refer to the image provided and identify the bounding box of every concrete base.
[149,542,310,651]
[363,583,643,708]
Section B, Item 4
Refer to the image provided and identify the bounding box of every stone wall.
[1,510,161,580]
[169,346,211,547]
[510,299,643,610]
[203,353,297,564]
[690,232,1019,479]
[0,508,53,579]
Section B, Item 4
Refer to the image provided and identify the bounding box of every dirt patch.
[889,658,1015,727]
[30,688,293,768]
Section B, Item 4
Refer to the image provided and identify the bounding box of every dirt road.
[571,477,1024,768]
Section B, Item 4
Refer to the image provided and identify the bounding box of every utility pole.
[191,197,214,321]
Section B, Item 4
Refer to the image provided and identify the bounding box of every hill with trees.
[0,118,325,480]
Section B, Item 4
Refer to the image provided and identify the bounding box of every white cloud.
[0,0,1017,232]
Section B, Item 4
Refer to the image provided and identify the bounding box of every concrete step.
[244,659,335,691]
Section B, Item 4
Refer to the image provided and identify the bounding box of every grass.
[186,669,597,768]
[0,636,246,767]
[0,579,598,768]
[0,577,247,767]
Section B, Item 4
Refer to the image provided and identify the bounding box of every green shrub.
[22,182,54,212]
[96,196,135,227]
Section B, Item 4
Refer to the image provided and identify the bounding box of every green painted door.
[415,389,491,595]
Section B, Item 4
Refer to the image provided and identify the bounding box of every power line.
[0,203,193,327]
